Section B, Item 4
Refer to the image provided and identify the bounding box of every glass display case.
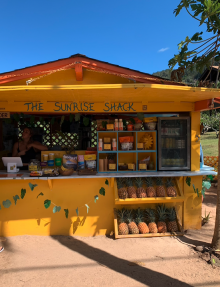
[158,117,191,170]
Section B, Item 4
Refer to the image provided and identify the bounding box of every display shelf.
[97,130,157,173]
[114,177,183,204]
[114,206,184,239]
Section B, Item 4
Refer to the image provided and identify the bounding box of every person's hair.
[22,126,34,143]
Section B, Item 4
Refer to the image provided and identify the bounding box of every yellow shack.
[0,54,217,238]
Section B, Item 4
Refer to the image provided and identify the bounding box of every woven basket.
[59,168,74,176]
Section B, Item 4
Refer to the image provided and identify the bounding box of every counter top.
[0,169,217,180]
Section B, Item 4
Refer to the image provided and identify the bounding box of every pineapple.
[145,208,158,233]
[157,204,167,233]
[166,178,177,197]
[135,208,149,234]
[117,178,128,199]
[146,177,156,197]
[116,209,129,235]
[126,209,139,234]
[155,177,166,197]
[167,207,178,232]
[135,178,147,198]
[126,177,137,198]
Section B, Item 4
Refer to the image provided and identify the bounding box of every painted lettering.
[39,103,44,111]
[103,103,110,112]
[73,103,80,112]
[89,103,95,111]
[24,103,32,111]
[66,103,72,111]
[54,102,61,112]
[128,103,136,111]
[84,102,89,111]
[117,103,124,112]
[123,103,129,111]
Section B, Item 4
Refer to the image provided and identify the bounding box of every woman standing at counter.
[12,127,48,169]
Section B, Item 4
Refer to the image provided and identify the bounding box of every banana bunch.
[61,165,68,171]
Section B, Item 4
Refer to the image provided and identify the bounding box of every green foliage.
[69,114,74,123]
[99,187,105,196]
[129,118,136,125]
[64,209,69,218]
[83,117,90,126]
[21,188,26,199]
[201,180,212,198]
[75,113,80,122]
[201,111,220,131]
[105,179,109,186]
[51,117,55,125]
[3,200,12,208]
[102,121,107,129]
[202,209,212,223]
[94,195,99,203]
[85,204,90,214]
[137,112,144,121]
[37,192,44,198]
[13,114,20,122]
[30,115,35,126]
[44,199,51,209]
[60,116,65,127]
[76,207,79,216]
[13,195,20,205]
[29,183,38,191]
[169,1,220,77]
[186,177,191,186]
[53,206,61,213]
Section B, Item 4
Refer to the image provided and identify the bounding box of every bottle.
[119,119,123,131]
[114,119,119,131]
[112,138,117,151]
[98,139,103,151]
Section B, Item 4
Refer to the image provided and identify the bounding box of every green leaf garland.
[64,209,69,218]
[53,206,61,213]
[44,199,51,209]
[37,192,44,198]
[3,200,12,208]
[94,195,99,203]
[21,188,26,199]
[29,183,38,191]
[99,187,105,196]
[13,195,20,205]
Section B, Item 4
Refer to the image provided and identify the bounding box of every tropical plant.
[170,0,220,249]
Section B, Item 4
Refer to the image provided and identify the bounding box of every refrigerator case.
[158,117,191,171]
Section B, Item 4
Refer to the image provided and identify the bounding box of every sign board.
[0,112,10,118]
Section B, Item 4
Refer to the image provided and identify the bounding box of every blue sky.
[0,1,211,75]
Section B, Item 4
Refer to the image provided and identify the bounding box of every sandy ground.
[0,187,220,287]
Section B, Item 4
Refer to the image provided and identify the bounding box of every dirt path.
[0,187,219,287]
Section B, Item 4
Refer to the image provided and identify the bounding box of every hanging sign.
[0,112,10,118]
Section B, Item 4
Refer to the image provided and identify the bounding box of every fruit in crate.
[135,178,147,198]
[116,209,129,235]
[166,178,177,197]
[135,208,149,234]
[117,178,128,199]
[140,133,153,150]
[167,207,178,232]
[126,209,139,234]
[126,178,137,198]
[157,205,167,233]
[145,208,158,233]
[145,177,156,197]
[155,177,166,197]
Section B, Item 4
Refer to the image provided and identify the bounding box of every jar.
[29,159,40,171]
[119,119,123,131]
[114,119,119,131]
[108,163,116,171]
[49,153,54,160]
[112,138,117,151]
[98,139,103,151]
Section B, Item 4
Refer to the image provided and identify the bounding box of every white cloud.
[158,47,169,53]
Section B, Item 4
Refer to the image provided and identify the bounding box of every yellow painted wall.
[0,176,203,237]
[0,178,115,237]
[183,176,202,230]
[191,111,200,171]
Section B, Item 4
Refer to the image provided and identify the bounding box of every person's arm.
[12,142,27,157]
[28,142,48,151]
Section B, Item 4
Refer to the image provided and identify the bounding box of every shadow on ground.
[51,235,192,287]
